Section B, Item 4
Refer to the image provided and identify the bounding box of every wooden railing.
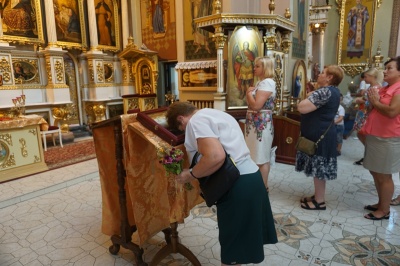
[188,100,214,109]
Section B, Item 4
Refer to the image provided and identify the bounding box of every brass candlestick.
[11,94,26,117]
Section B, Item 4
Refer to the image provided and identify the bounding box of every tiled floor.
[0,134,399,266]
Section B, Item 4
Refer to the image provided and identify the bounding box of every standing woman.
[362,57,400,220]
[245,56,276,191]
[353,67,383,164]
[296,65,344,210]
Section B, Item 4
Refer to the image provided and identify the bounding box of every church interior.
[0,0,399,265]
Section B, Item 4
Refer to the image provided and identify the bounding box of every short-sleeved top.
[335,105,345,126]
[301,86,340,157]
[184,108,258,175]
[250,78,276,101]
[362,81,400,137]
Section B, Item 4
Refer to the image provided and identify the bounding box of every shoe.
[354,158,363,165]
[364,212,390,220]
[390,196,400,206]
[364,205,378,211]
[300,195,315,203]
[301,199,326,210]
[337,151,341,156]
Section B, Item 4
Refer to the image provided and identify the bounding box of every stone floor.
[0,133,399,266]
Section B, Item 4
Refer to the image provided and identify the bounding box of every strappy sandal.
[301,199,326,210]
[390,196,400,206]
[300,195,315,203]
[364,205,378,211]
[364,212,390,220]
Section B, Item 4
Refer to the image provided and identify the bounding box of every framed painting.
[53,0,87,50]
[93,0,120,52]
[181,68,217,87]
[103,63,114,83]
[292,0,306,59]
[12,59,40,85]
[140,0,177,60]
[183,0,217,61]
[0,140,10,166]
[227,26,263,110]
[292,60,307,99]
[0,0,44,45]
[337,0,378,77]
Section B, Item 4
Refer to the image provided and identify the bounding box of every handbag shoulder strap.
[190,152,200,168]
[190,150,231,168]
[315,119,335,146]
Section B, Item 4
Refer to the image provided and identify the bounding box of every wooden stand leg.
[150,222,201,266]
[106,120,148,266]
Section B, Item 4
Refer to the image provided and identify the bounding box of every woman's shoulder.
[258,78,275,88]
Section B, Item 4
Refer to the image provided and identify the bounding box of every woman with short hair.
[296,65,344,210]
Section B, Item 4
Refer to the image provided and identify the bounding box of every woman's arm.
[297,98,317,114]
[368,88,400,118]
[176,137,225,183]
[246,89,272,111]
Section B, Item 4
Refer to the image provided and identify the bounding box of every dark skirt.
[216,170,277,265]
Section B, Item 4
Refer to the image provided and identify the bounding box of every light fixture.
[314,22,320,28]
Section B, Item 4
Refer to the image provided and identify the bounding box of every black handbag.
[190,150,240,207]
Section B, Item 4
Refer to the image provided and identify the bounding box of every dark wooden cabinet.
[272,115,300,165]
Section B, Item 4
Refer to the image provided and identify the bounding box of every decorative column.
[121,0,129,48]
[317,23,327,73]
[40,0,71,121]
[87,0,100,51]
[212,25,227,111]
[43,0,59,49]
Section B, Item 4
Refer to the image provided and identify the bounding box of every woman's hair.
[384,56,400,71]
[325,65,344,86]
[364,67,383,85]
[255,56,274,79]
[166,101,196,131]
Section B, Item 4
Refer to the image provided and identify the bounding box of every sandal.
[364,205,378,211]
[390,196,400,206]
[364,212,390,220]
[300,195,315,203]
[301,199,326,210]
[354,158,363,165]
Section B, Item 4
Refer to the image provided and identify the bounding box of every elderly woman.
[362,57,400,220]
[166,102,277,265]
[296,65,344,210]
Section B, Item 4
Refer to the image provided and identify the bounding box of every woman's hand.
[176,169,195,184]
[247,86,256,95]
[367,87,380,106]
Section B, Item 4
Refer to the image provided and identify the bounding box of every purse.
[295,120,335,156]
[190,150,240,207]
[295,136,317,156]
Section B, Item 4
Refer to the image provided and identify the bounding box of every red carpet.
[44,139,97,170]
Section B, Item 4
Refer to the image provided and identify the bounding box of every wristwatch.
[189,168,198,178]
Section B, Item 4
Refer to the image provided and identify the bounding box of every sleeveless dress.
[295,86,340,180]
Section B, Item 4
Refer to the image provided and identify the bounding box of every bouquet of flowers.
[157,146,193,191]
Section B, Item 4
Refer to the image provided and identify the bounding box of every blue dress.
[295,86,340,180]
